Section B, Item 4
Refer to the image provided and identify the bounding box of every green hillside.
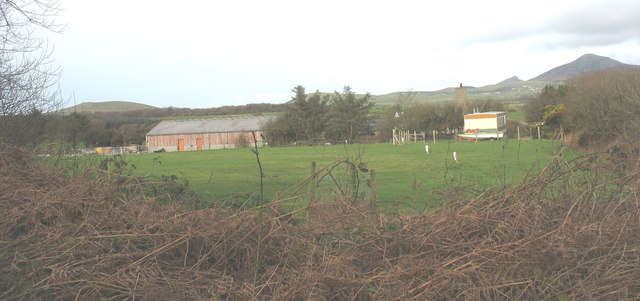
[370,80,548,106]
[61,101,158,113]
[369,53,637,106]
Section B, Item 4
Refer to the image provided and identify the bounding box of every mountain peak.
[531,54,635,82]
[496,76,522,85]
[577,53,601,59]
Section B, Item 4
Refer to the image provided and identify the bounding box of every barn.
[458,111,507,140]
[145,116,274,152]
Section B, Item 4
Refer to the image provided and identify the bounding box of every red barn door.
[196,138,203,151]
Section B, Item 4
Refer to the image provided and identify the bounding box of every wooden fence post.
[368,169,379,225]
[350,163,358,201]
[308,161,317,204]
[392,128,395,145]
[537,126,541,140]
[368,169,377,206]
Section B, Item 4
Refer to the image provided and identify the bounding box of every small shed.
[458,111,507,140]
[145,116,274,152]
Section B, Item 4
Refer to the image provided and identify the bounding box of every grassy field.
[115,139,571,210]
[506,110,527,122]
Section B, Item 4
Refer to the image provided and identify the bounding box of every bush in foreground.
[1,148,639,300]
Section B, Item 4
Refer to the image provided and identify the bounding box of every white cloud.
[50,0,640,108]
[467,0,640,48]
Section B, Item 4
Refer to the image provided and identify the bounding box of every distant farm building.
[458,111,507,140]
[145,116,273,152]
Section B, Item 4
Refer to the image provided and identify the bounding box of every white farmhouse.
[458,111,507,140]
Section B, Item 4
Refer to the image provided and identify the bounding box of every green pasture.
[116,139,570,210]
[506,111,526,123]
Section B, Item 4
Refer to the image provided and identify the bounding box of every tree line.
[262,85,512,145]
[524,68,640,151]
[262,85,373,145]
[1,102,292,149]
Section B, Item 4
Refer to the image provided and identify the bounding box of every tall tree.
[324,86,372,142]
[263,85,328,145]
[565,68,640,145]
[524,84,570,123]
[1,108,51,147]
[0,0,63,146]
[60,112,91,148]
[289,85,328,141]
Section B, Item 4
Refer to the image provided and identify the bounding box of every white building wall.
[464,118,498,130]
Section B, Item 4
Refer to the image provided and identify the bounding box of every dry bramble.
[1,148,639,300]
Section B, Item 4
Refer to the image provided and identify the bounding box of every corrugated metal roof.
[146,116,275,136]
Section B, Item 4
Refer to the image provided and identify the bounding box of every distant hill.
[496,76,522,85]
[62,101,158,113]
[370,54,637,106]
[370,80,547,106]
[530,54,636,82]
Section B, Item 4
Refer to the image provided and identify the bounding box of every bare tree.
[395,89,417,130]
[0,0,63,145]
[565,68,640,147]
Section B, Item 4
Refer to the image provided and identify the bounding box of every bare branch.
[0,0,63,146]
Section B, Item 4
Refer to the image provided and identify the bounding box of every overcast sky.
[48,0,640,109]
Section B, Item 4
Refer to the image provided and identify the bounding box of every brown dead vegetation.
[1,148,640,300]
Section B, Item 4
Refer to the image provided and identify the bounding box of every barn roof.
[146,116,275,136]
[463,111,505,119]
